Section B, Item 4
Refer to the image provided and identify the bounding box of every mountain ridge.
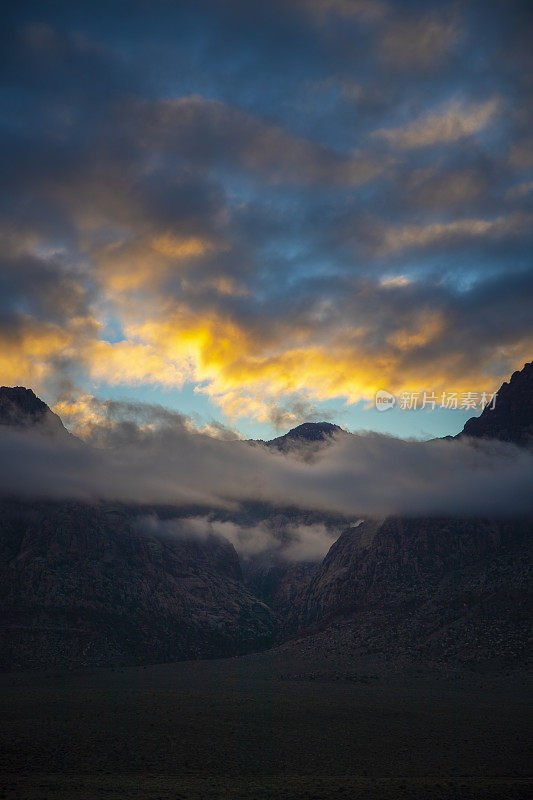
[459,361,533,446]
[0,360,531,669]
[0,386,69,438]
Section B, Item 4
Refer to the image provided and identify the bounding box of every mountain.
[275,362,533,664]
[281,517,531,665]
[245,559,319,628]
[267,421,343,446]
[0,363,531,671]
[0,500,273,669]
[0,386,69,438]
[257,421,346,457]
[459,361,533,446]
[0,389,272,669]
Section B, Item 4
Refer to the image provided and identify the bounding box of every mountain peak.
[265,421,344,451]
[0,386,68,437]
[459,361,533,446]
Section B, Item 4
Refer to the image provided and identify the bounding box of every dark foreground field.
[0,642,531,800]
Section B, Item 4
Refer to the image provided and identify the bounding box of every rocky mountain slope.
[280,517,531,664]
[264,421,344,452]
[0,500,272,669]
[0,391,274,669]
[0,386,70,437]
[273,362,533,663]
[0,361,531,670]
[459,360,533,445]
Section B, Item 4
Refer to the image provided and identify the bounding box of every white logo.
[375,390,396,412]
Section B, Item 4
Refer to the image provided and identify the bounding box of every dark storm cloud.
[0,0,531,418]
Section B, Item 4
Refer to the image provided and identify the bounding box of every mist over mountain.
[1,381,532,519]
[2,1,531,793]
[0,386,70,438]
[259,422,346,455]
[0,362,531,669]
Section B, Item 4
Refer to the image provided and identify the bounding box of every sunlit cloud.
[1,0,531,440]
[365,212,532,256]
[374,97,501,149]
[87,339,192,388]
[95,233,225,292]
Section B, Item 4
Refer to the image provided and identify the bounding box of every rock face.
[0,500,273,669]
[266,421,343,448]
[259,421,345,456]
[0,386,69,437]
[283,518,531,662]
[0,387,273,669]
[459,361,533,446]
[276,362,533,663]
[245,560,319,635]
[0,362,531,670]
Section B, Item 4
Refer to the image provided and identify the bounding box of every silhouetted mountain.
[0,500,272,669]
[261,421,345,454]
[0,386,69,438]
[459,361,533,446]
[0,387,273,669]
[281,517,531,664]
[0,363,531,671]
[274,363,533,664]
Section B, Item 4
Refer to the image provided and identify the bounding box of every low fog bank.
[137,513,343,561]
[1,422,532,524]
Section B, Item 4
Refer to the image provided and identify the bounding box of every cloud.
[138,514,279,557]
[404,167,489,210]
[0,0,531,437]
[0,423,532,524]
[86,339,193,389]
[62,267,532,424]
[374,98,501,149]
[54,394,241,443]
[297,0,389,23]
[363,211,532,256]
[53,395,189,440]
[0,314,96,396]
[509,139,533,169]
[145,95,383,186]
[380,13,461,69]
[505,181,533,201]
[266,394,341,430]
[137,513,341,561]
[281,522,342,561]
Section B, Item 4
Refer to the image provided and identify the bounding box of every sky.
[1,0,532,441]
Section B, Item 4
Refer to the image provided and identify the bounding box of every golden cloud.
[0,316,96,394]
[95,233,224,292]
[71,300,531,425]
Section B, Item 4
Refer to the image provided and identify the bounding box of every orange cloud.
[75,300,530,423]
[87,339,192,387]
[95,233,224,292]
[0,316,96,394]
